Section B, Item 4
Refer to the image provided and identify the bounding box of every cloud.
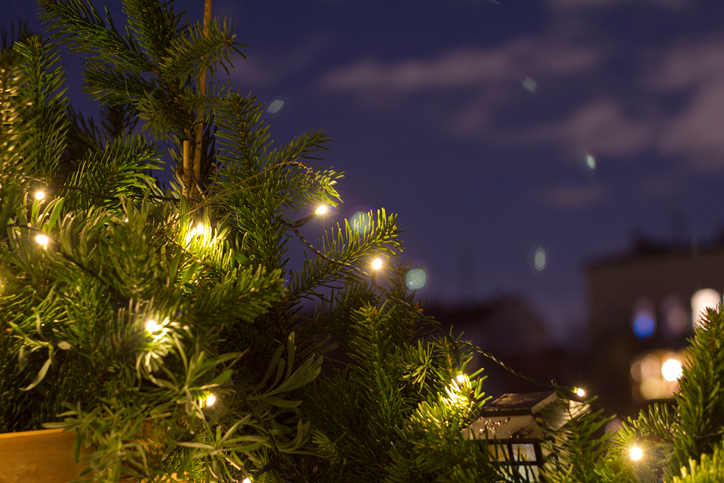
[230,33,333,86]
[510,98,657,157]
[658,84,724,170]
[317,39,600,93]
[541,184,605,209]
[646,36,724,91]
[549,0,690,9]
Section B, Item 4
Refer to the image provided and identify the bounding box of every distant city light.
[630,446,643,461]
[405,268,427,290]
[315,205,327,215]
[691,288,721,329]
[534,247,546,271]
[661,358,683,382]
[632,305,655,338]
[267,99,284,114]
[372,258,383,270]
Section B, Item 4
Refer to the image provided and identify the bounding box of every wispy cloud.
[230,33,333,86]
[541,184,606,209]
[548,0,690,9]
[317,39,600,93]
[516,99,657,157]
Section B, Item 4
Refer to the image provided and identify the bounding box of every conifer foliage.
[1,1,723,482]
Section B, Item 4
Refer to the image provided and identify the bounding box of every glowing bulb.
[630,446,643,461]
[35,234,49,246]
[576,387,585,397]
[372,258,382,270]
[315,205,327,215]
[34,191,45,200]
[242,478,252,483]
[205,394,216,407]
[456,374,466,384]
[661,359,683,382]
[145,320,161,333]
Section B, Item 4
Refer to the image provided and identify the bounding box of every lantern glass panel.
[512,443,537,462]
[488,443,510,462]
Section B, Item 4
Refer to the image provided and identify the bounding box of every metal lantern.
[462,391,587,482]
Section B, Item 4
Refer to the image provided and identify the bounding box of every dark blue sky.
[6,0,724,344]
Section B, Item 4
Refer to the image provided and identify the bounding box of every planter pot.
[0,428,89,483]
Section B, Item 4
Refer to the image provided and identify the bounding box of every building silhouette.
[586,236,724,417]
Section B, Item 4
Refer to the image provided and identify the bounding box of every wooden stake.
[192,0,212,201]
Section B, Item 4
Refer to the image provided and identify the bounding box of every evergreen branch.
[159,18,245,85]
[15,34,69,181]
[123,0,187,65]
[40,0,150,73]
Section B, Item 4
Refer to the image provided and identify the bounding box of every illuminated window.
[661,295,688,337]
[691,289,721,329]
[631,299,655,338]
[630,349,686,401]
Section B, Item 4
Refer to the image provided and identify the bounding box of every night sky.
[6,0,724,345]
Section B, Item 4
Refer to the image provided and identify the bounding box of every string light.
[372,258,383,270]
[34,191,45,200]
[35,234,49,247]
[242,478,252,483]
[315,205,327,215]
[576,387,586,397]
[145,320,161,333]
[456,374,466,384]
[205,394,216,407]
[630,446,643,461]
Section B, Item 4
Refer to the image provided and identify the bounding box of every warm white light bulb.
[315,205,327,215]
[372,258,383,270]
[242,478,252,483]
[630,446,643,461]
[35,191,45,200]
[576,387,585,397]
[35,234,49,246]
[205,394,216,407]
[145,320,161,333]
[456,374,466,384]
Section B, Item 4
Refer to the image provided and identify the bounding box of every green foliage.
[670,441,724,483]
[3,1,723,482]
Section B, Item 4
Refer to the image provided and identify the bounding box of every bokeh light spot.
[522,77,537,92]
[630,446,642,461]
[372,258,383,270]
[661,358,682,382]
[534,247,546,271]
[348,211,371,235]
[405,268,427,290]
[691,288,721,329]
[267,99,284,114]
[585,154,596,170]
[632,313,655,338]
